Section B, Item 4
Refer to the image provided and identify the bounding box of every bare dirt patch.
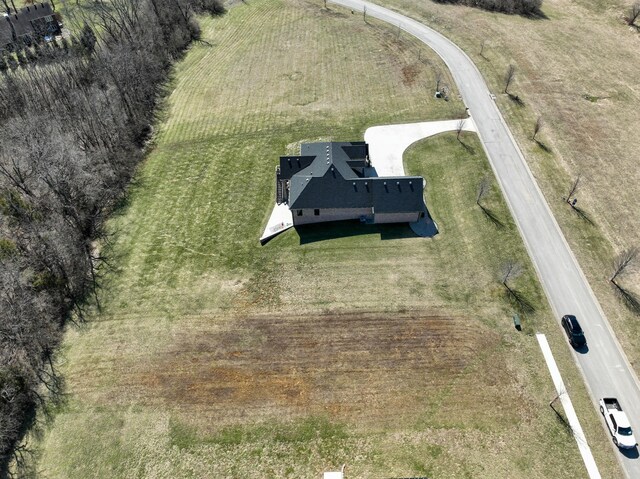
[401,64,420,86]
[130,312,498,428]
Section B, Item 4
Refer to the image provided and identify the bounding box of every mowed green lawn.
[34,0,620,477]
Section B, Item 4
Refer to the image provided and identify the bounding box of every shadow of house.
[296,220,418,245]
[1,2,61,51]
[276,141,427,227]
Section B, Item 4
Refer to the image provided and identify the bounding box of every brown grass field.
[27,0,628,477]
[100,312,499,427]
[378,0,640,375]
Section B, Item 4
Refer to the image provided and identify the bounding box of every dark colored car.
[561,314,586,348]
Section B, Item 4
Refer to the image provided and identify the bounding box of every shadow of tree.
[523,7,549,20]
[612,282,640,315]
[459,140,475,154]
[504,286,536,314]
[479,204,504,228]
[508,93,525,107]
[569,204,594,225]
[0,359,67,478]
[550,402,572,432]
[535,139,551,153]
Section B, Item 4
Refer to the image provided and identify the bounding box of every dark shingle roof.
[278,155,315,180]
[0,16,13,46]
[1,3,57,46]
[371,177,424,213]
[289,173,375,210]
[287,142,424,213]
[297,142,358,180]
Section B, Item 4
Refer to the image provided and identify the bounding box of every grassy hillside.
[32,0,620,477]
[376,0,640,377]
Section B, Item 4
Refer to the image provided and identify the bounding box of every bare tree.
[435,69,442,92]
[504,64,516,94]
[532,116,543,141]
[501,261,523,289]
[499,261,535,313]
[565,175,581,205]
[476,176,491,205]
[433,0,541,14]
[563,174,593,223]
[476,176,503,227]
[625,2,640,26]
[609,248,640,314]
[479,39,486,57]
[363,5,367,23]
[610,248,638,284]
[79,23,97,55]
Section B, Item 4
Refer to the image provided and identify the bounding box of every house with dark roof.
[275,141,427,226]
[1,2,61,50]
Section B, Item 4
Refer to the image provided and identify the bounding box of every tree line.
[432,0,543,16]
[0,0,224,475]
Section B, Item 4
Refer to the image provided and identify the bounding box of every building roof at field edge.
[284,141,424,212]
[1,2,57,46]
[0,15,12,46]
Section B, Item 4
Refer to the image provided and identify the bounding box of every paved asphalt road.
[330,0,640,476]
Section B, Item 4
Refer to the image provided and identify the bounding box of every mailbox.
[513,314,522,331]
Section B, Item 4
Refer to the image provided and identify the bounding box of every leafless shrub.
[432,0,543,15]
[625,2,640,26]
[501,261,523,287]
[476,176,491,206]
[500,261,535,313]
[610,248,638,284]
[504,64,516,94]
[476,176,503,227]
[609,248,640,314]
[532,116,543,141]
[565,175,581,205]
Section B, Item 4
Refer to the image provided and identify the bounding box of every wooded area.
[0,0,223,475]
[432,0,543,15]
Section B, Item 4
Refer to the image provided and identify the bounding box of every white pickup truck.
[599,398,637,449]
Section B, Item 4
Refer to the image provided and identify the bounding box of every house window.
[314,209,320,216]
[297,210,303,216]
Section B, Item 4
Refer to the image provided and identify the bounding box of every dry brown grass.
[90,313,499,428]
[375,0,640,367]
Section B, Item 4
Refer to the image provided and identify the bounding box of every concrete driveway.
[364,118,477,176]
